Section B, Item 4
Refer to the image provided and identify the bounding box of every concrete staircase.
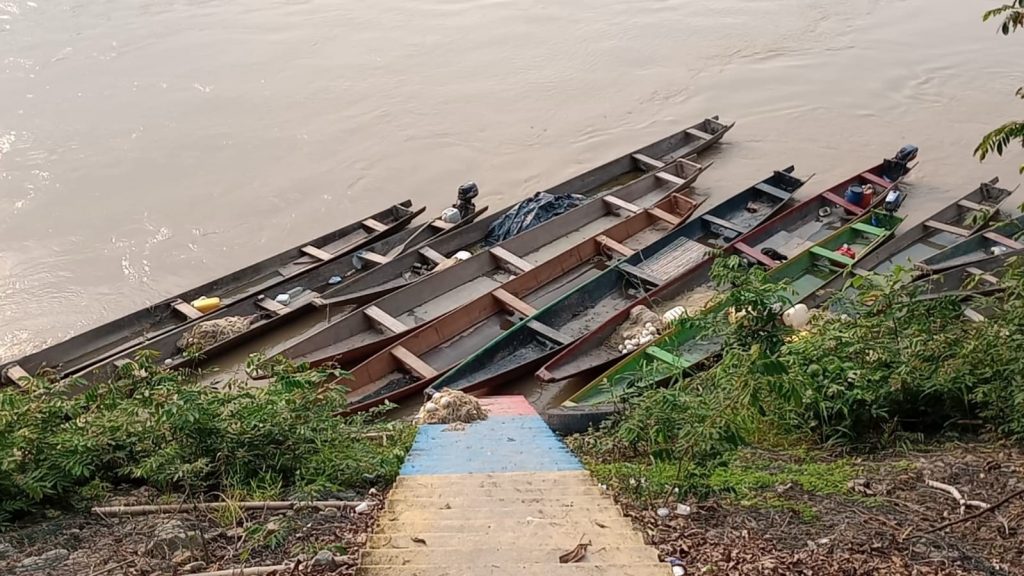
[356,396,667,576]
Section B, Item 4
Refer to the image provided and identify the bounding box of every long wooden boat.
[332,193,705,413]
[266,158,709,372]
[801,179,1011,310]
[913,250,1022,322]
[536,150,919,384]
[314,117,733,309]
[257,116,735,367]
[915,213,1024,275]
[547,209,904,434]
[1,200,420,386]
[424,167,809,397]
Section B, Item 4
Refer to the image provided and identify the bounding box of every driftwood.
[92,500,364,517]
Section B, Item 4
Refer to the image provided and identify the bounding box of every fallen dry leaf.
[559,540,592,564]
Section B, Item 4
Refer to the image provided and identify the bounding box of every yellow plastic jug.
[189,296,222,314]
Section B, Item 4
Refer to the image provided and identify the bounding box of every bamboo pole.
[92,500,365,517]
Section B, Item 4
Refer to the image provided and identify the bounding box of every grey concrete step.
[361,545,660,566]
[368,531,646,549]
[356,564,671,576]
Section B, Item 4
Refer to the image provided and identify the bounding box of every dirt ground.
[0,488,384,575]
[623,443,1024,575]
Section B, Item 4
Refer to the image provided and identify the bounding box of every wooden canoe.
[304,117,733,309]
[425,167,809,397]
[915,213,1024,275]
[913,250,1022,322]
[558,210,903,413]
[267,158,709,372]
[802,178,1011,310]
[333,192,706,413]
[1,200,420,386]
[536,151,920,384]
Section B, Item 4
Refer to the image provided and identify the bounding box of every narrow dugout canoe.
[537,146,920,384]
[1,200,420,386]
[332,193,705,413]
[268,158,708,371]
[547,210,904,434]
[425,167,809,397]
[915,213,1024,275]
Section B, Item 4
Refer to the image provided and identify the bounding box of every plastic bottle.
[189,296,221,314]
[274,287,304,306]
[662,306,686,323]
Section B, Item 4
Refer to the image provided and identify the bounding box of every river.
[1,0,1022,362]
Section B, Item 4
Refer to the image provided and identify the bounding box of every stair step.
[395,471,595,488]
[391,487,608,500]
[376,517,635,534]
[356,564,670,576]
[361,546,659,566]
[369,525,644,548]
[386,498,620,512]
[381,505,625,523]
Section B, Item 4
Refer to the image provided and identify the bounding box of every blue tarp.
[484,192,587,246]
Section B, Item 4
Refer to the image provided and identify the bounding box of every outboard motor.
[455,181,479,219]
[882,144,919,182]
[883,185,906,214]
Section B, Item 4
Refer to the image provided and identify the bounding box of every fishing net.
[611,305,664,347]
[414,389,488,425]
[176,315,256,352]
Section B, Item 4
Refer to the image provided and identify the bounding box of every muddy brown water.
[2,0,1023,410]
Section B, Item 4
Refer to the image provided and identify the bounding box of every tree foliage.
[976,2,1024,173]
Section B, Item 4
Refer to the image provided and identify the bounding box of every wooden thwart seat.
[256,297,288,315]
[701,214,744,233]
[645,346,690,369]
[301,245,333,261]
[924,220,971,237]
[632,153,665,170]
[963,307,986,323]
[860,172,892,190]
[755,182,792,201]
[619,263,663,286]
[810,246,855,266]
[685,127,714,141]
[362,218,388,232]
[596,235,635,257]
[490,246,534,273]
[429,219,454,230]
[4,364,31,385]
[172,300,204,320]
[647,207,682,226]
[733,242,779,268]
[823,191,864,215]
[603,195,642,214]
[851,222,886,236]
[364,305,407,334]
[966,267,1001,285]
[419,247,446,265]
[526,320,573,346]
[358,251,391,265]
[391,346,438,378]
[492,289,536,317]
[655,171,685,186]
[983,232,1024,249]
[958,199,987,212]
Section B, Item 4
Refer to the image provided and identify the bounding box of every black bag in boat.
[484,192,587,246]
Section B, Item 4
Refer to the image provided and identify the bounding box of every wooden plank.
[596,235,635,257]
[851,267,871,277]
[655,171,685,185]
[301,245,333,261]
[685,127,714,140]
[256,297,287,314]
[924,220,971,237]
[391,346,438,379]
[983,232,1024,249]
[823,191,864,215]
[632,153,664,170]
[362,218,388,232]
[647,207,682,226]
[492,289,537,317]
[4,364,31,384]
[958,199,987,212]
[733,242,779,267]
[755,182,792,201]
[618,263,664,286]
[603,195,642,214]
[490,246,534,273]
[963,307,986,322]
[851,222,886,236]
[419,247,446,265]
[358,251,391,265]
[701,213,744,233]
[860,172,892,190]
[645,346,690,369]
[526,320,573,345]
[429,219,455,230]
[364,305,407,334]
[171,300,204,320]
[966,267,1001,285]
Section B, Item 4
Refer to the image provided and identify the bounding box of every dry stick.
[925,479,967,516]
[91,501,364,517]
[188,567,289,576]
[919,486,1024,536]
[86,559,134,576]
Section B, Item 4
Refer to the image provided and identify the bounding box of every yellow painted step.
[391,487,607,499]
[384,503,623,519]
[368,531,645,549]
[386,497,618,512]
[361,545,660,566]
[376,517,635,534]
[356,564,671,576]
